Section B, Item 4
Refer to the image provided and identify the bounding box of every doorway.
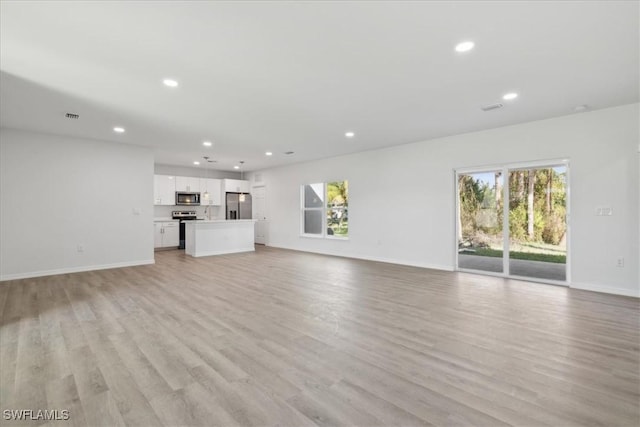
[253,186,267,245]
[456,161,569,284]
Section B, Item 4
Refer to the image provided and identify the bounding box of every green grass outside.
[460,248,566,264]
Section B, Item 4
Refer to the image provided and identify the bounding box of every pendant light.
[202,156,212,201]
[238,161,246,202]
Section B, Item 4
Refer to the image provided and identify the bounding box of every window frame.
[300,181,349,240]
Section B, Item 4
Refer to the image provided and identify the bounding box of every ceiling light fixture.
[502,92,518,100]
[345,132,355,138]
[113,127,125,133]
[455,41,475,52]
[203,141,212,147]
[265,151,273,156]
[203,156,211,202]
[234,165,240,169]
[163,79,178,87]
[238,161,245,183]
[193,161,200,165]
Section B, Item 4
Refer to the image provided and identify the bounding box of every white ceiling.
[1,1,638,172]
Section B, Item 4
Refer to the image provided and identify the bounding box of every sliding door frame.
[455,158,571,286]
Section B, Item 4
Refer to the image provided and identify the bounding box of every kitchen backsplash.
[154,205,223,219]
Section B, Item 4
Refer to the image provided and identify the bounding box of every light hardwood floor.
[1,246,639,426]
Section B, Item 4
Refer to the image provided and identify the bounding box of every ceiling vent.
[481,103,503,112]
[65,113,79,119]
[284,151,295,155]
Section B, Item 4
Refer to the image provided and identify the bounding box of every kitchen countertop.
[182,219,256,223]
[154,218,178,222]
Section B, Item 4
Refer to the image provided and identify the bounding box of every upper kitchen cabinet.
[200,178,222,206]
[176,176,201,193]
[154,175,176,205]
[224,179,250,193]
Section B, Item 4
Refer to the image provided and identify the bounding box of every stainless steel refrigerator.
[226,192,252,220]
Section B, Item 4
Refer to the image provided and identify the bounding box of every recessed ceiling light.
[345,132,355,138]
[203,141,212,147]
[234,165,240,169]
[163,79,178,87]
[502,92,518,100]
[113,127,125,133]
[265,151,273,156]
[455,41,475,52]
[193,161,200,165]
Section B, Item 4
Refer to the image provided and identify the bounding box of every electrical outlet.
[77,244,84,253]
[616,257,624,268]
[595,206,613,216]
[132,208,141,215]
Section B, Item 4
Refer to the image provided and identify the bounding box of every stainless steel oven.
[172,210,197,249]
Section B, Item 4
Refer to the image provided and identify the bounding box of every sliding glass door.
[457,170,504,274]
[456,161,569,284]
[508,166,567,281]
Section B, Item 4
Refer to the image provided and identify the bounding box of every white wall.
[0,128,155,280]
[249,104,640,297]
[154,164,240,180]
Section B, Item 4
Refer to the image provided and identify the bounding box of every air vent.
[284,151,294,155]
[481,103,503,112]
[65,113,79,119]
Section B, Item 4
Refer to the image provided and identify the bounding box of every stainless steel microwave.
[175,191,201,206]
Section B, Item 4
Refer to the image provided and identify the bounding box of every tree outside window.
[326,181,348,237]
[301,180,348,238]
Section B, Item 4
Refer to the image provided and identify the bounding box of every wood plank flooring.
[1,246,638,426]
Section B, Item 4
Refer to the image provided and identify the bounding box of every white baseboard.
[266,244,638,298]
[570,282,639,298]
[265,243,454,272]
[350,253,454,272]
[0,259,155,281]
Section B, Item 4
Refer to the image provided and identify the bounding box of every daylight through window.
[301,181,348,238]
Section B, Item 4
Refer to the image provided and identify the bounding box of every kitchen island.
[184,219,256,257]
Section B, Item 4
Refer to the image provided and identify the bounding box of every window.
[301,180,348,238]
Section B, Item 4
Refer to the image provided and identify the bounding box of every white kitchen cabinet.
[176,176,201,193]
[154,175,176,205]
[154,223,163,248]
[154,221,179,248]
[200,178,222,206]
[223,179,250,193]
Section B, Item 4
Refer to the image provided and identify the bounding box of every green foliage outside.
[327,181,348,236]
[458,168,567,262]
